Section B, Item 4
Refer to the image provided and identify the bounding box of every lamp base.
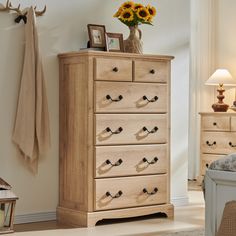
[212,103,229,112]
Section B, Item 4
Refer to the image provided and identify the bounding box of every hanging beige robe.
[12,7,50,173]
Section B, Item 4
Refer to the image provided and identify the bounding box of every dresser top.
[58,51,174,61]
[199,111,236,115]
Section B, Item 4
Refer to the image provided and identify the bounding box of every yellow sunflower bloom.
[120,8,134,22]
[133,3,143,11]
[136,7,150,21]
[146,16,153,23]
[146,5,156,17]
[121,1,134,9]
[113,7,124,18]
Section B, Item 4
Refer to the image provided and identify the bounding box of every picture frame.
[87,24,106,49]
[106,32,124,52]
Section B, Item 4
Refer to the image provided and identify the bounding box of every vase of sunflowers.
[114,1,156,54]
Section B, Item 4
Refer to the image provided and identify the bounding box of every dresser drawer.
[134,60,168,83]
[231,116,236,131]
[201,115,230,131]
[201,132,236,154]
[95,114,167,145]
[95,82,167,113]
[200,154,225,175]
[95,175,167,210]
[95,58,132,81]
[95,144,167,178]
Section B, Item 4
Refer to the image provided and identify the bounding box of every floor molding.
[171,196,189,207]
[15,212,56,224]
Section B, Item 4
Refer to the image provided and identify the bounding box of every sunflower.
[120,8,134,22]
[146,16,153,23]
[146,5,156,17]
[136,7,150,21]
[133,3,143,11]
[121,1,134,9]
[113,7,124,17]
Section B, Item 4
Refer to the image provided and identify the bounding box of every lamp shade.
[205,69,236,86]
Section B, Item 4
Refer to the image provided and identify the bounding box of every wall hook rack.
[0,0,46,23]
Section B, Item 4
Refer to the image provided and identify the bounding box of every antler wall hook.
[0,0,46,23]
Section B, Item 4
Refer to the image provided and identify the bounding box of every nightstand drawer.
[201,115,230,131]
[95,175,167,210]
[95,82,167,113]
[95,144,167,178]
[134,60,168,83]
[201,154,225,175]
[201,132,236,154]
[95,114,167,145]
[95,58,132,81]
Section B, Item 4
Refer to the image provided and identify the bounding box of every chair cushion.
[209,153,236,172]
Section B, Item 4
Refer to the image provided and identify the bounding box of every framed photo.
[87,24,106,48]
[106,33,124,52]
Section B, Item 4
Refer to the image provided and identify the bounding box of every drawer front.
[95,144,167,178]
[201,116,230,131]
[95,114,167,145]
[95,175,167,210]
[201,132,236,154]
[95,82,167,113]
[95,58,132,81]
[134,60,168,83]
[231,116,236,131]
[200,154,225,175]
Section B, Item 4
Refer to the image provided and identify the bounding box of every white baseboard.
[15,212,56,224]
[171,196,189,206]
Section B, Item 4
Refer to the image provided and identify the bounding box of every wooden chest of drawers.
[57,51,174,227]
[199,112,236,177]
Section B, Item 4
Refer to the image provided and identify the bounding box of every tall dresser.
[57,51,174,227]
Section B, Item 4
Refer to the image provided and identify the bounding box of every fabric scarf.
[12,7,50,173]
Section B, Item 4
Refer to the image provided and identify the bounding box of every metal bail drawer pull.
[142,157,159,165]
[206,141,216,146]
[106,94,123,102]
[106,159,123,166]
[143,126,158,134]
[106,127,123,134]
[143,187,158,195]
[229,142,236,147]
[142,95,159,103]
[106,190,123,199]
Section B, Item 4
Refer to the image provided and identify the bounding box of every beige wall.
[0,0,190,219]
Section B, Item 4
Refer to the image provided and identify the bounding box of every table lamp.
[205,69,236,112]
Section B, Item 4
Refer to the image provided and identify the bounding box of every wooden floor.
[13,181,204,236]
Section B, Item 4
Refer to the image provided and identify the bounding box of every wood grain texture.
[95,175,167,210]
[95,81,167,113]
[199,113,236,177]
[58,52,173,227]
[95,144,167,178]
[134,60,168,83]
[95,58,132,81]
[95,114,167,145]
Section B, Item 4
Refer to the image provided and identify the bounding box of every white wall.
[215,0,236,104]
[0,0,190,220]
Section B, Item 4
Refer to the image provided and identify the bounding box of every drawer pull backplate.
[206,141,216,146]
[229,142,236,147]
